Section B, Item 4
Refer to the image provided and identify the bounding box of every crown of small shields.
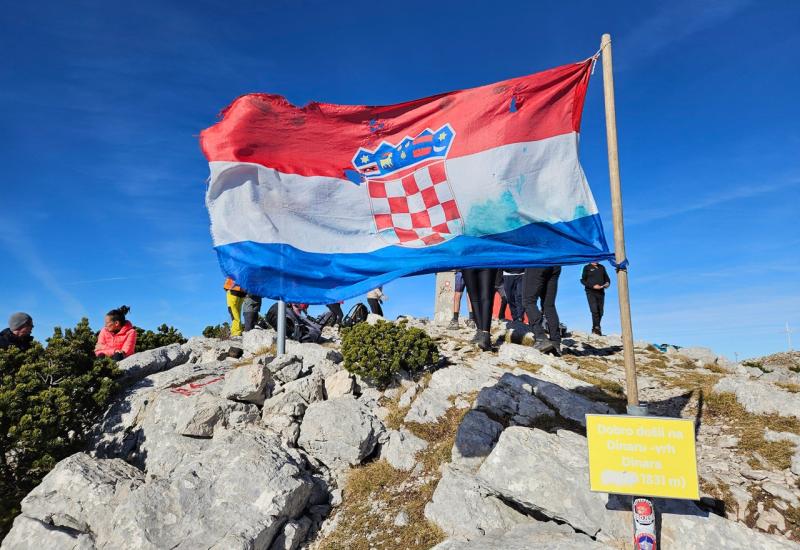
[352,124,455,178]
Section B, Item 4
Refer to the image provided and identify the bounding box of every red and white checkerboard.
[367,160,463,247]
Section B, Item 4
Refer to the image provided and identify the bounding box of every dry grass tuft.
[704,392,800,470]
[513,361,542,374]
[319,391,474,550]
[318,460,444,550]
[777,382,800,394]
[703,363,730,375]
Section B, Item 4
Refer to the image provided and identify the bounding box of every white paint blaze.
[206,132,598,253]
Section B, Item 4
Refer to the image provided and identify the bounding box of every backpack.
[315,310,337,328]
[342,303,369,327]
[542,315,569,338]
[266,303,322,343]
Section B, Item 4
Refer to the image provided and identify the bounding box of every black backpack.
[266,303,322,343]
[315,310,337,328]
[342,303,369,327]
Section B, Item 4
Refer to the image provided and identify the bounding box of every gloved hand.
[111,351,125,361]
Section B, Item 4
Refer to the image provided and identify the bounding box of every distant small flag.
[200,58,612,302]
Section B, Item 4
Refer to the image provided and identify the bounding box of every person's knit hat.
[8,312,32,330]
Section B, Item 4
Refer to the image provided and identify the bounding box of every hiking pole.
[600,33,655,550]
[277,300,286,355]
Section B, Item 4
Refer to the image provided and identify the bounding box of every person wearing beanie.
[0,312,34,351]
[95,305,137,360]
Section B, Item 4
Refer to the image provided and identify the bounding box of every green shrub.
[135,324,187,353]
[203,322,231,339]
[341,320,439,388]
[0,318,120,537]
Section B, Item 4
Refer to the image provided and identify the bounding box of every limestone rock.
[366,313,384,324]
[285,341,342,367]
[1,516,96,550]
[15,453,143,535]
[430,522,603,550]
[241,328,276,356]
[477,427,797,549]
[223,361,273,405]
[715,377,800,417]
[425,464,534,540]
[115,343,189,385]
[513,373,613,426]
[405,364,503,424]
[451,410,503,470]
[474,373,554,427]
[104,430,314,549]
[668,346,720,365]
[279,371,325,405]
[268,516,312,550]
[478,427,626,540]
[298,397,384,471]
[267,355,309,385]
[174,393,225,437]
[383,429,428,471]
[324,370,354,399]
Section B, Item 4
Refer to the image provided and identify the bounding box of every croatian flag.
[201,58,613,303]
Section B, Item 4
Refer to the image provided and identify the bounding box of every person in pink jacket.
[95,305,137,360]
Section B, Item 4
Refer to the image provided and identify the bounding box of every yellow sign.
[586,414,699,500]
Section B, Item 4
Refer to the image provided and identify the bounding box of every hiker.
[495,270,509,321]
[95,305,136,360]
[326,302,344,326]
[523,266,563,355]
[291,303,310,318]
[502,268,525,322]
[449,271,476,329]
[224,277,246,336]
[242,292,262,332]
[580,261,610,335]
[462,268,498,351]
[366,287,387,316]
[0,312,34,351]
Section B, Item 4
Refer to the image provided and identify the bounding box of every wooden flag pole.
[600,33,641,410]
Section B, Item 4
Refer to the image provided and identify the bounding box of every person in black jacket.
[0,312,34,351]
[580,262,610,335]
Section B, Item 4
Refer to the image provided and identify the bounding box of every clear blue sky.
[1,1,798,360]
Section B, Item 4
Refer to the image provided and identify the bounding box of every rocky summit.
[3,320,800,549]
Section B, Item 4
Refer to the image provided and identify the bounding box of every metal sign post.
[277,300,286,355]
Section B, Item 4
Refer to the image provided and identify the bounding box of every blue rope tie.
[610,258,629,271]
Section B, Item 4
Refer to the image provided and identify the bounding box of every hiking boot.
[591,326,602,336]
[466,318,477,329]
[448,318,460,330]
[478,330,493,352]
[550,341,562,357]
[470,330,482,343]
[534,339,555,354]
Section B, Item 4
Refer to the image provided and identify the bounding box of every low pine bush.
[0,319,120,537]
[135,324,186,353]
[202,322,231,339]
[341,320,439,388]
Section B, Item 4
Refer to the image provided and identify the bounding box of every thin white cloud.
[0,220,86,318]
[627,179,799,225]
[617,0,752,67]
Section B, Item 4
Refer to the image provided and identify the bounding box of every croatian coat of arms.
[352,124,464,247]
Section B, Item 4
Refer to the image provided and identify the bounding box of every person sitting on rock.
[0,312,34,351]
[95,305,137,360]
